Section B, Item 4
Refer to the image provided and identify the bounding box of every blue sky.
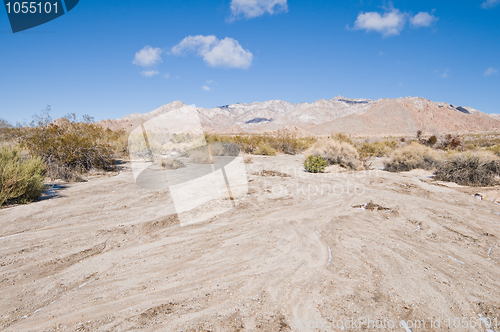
[0,0,499,124]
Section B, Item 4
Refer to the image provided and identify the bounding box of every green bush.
[0,147,46,206]
[304,155,327,173]
[434,152,500,186]
[427,135,438,146]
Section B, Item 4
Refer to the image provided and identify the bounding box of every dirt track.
[1,155,500,331]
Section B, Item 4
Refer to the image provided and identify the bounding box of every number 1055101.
[5,2,58,14]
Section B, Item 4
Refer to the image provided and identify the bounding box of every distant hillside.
[97,96,500,136]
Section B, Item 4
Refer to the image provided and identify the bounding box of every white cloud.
[411,12,438,28]
[354,8,407,36]
[484,67,498,76]
[171,35,253,69]
[202,85,211,91]
[230,0,287,19]
[140,70,159,77]
[163,73,171,79]
[133,46,162,67]
[481,0,500,9]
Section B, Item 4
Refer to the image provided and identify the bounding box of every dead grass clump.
[306,138,361,170]
[243,154,253,163]
[434,152,500,186]
[188,148,212,164]
[352,201,390,211]
[385,142,444,172]
[253,169,290,177]
[161,159,186,170]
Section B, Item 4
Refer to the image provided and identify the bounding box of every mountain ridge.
[97,96,500,136]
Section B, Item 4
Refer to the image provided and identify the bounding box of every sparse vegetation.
[385,142,444,172]
[434,152,500,186]
[303,155,327,173]
[358,139,398,158]
[306,138,361,170]
[254,142,277,156]
[0,146,46,207]
[5,113,127,182]
[205,132,315,155]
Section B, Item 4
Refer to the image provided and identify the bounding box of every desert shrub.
[331,133,355,145]
[304,155,327,173]
[254,142,277,156]
[358,139,398,158]
[434,152,500,186]
[486,145,500,157]
[205,132,315,155]
[243,154,253,163]
[0,146,46,206]
[12,120,120,181]
[385,142,444,172]
[440,134,464,150]
[427,135,438,146]
[161,159,186,170]
[208,142,240,156]
[306,138,361,170]
[188,148,212,164]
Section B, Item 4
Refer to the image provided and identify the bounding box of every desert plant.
[434,152,500,186]
[385,142,444,172]
[254,142,277,156]
[304,155,327,173]
[358,139,398,158]
[204,132,315,155]
[486,145,500,157]
[12,120,121,181]
[440,134,464,150]
[0,146,46,206]
[188,147,212,164]
[427,135,438,146]
[306,138,361,170]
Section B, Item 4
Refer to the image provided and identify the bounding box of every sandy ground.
[1,155,500,331]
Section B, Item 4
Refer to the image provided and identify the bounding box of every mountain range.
[97,96,500,136]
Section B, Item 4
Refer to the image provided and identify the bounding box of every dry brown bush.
[434,151,500,186]
[385,142,445,172]
[306,138,361,170]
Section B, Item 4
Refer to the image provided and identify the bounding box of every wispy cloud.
[411,12,438,28]
[163,73,171,79]
[484,67,498,76]
[140,70,159,77]
[202,85,211,91]
[229,0,287,20]
[354,8,406,36]
[133,46,162,67]
[436,69,450,78]
[171,35,253,69]
[481,0,500,9]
